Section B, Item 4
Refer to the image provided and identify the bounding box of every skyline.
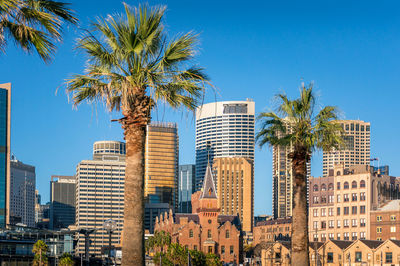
[2,0,400,215]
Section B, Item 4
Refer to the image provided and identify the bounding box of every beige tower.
[213,157,253,232]
[323,120,370,176]
[144,122,178,210]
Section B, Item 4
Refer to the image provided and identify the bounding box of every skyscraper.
[195,100,255,190]
[75,141,125,256]
[50,175,76,229]
[213,157,254,232]
[144,122,178,209]
[323,120,370,176]
[0,83,10,227]
[178,164,195,213]
[9,157,36,227]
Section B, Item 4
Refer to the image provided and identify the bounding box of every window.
[321,233,326,242]
[208,229,212,238]
[344,182,349,189]
[391,226,396,233]
[328,183,334,190]
[313,209,318,217]
[313,184,319,191]
[352,232,357,240]
[321,184,327,191]
[360,192,366,201]
[329,220,334,228]
[360,218,366,227]
[352,181,357,189]
[386,252,393,263]
[327,252,334,263]
[360,206,365,214]
[352,193,357,201]
[337,233,341,240]
[321,208,326,217]
[329,233,334,240]
[344,232,349,240]
[230,246,234,255]
[313,221,318,229]
[328,195,334,203]
[377,227,382,233]
[337,207,341,215]
[313,234,318,242]
[355,252,362,262]
[313,196,319,204]
[360,232,366,239]
[391,215,396,221]
[352,206,357,215]
[337,220,341,228]
[225,230,230,238]
[344,207,349,215]
[194,245,197,250]
[321,221,326,229]
[221,246,225,254]
[360,180,366,188]
[189,229,193,238]
[344,194,349,202]
[344,219,349,227]
[377,216,382,222]
[328,208,334,216]
[321,196,327,203]
[352,219,358,227]
[337,182,341,190]
[337,194,341,203]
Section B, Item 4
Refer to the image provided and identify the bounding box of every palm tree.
[0,0,77,62]
[256,84,343,265]
[65,4,210,264]
[32,240,48,266]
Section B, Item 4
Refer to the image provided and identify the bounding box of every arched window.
[328,183,334,191]
[337,171,341,176]
[352,181,357,189]
[360,180,366,188]
[226,230,230,238]
[344,182,349,189]
[321,184,327,191]
[313,185,319,192]
[337,182,341,190]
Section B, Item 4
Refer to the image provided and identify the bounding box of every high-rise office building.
[178,164,195,213]
[144,122,178,209]
[75,141,125,256]
[272,122,311,219]
[0,83,10,227]
[195,100,255,190]
[9,157,36,227]
[50,175,76,229]
[213,157,254,232]
[323,120,370,176]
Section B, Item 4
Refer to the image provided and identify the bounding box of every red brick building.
[154,164,243,264]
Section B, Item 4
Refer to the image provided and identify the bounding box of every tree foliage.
[59,253,74,266]
[32,240,48,266]
[0,0,77,62]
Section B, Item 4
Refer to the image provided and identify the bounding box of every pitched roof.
[218,215,241,229]
[256,217,292,227]
[330,240,353,250]
[174,214,199,224]
[309,242,324,250]
[360,240,383,249]
[390,240,400,248]
[200,163,217,199]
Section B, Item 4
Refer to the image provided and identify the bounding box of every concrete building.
[195,100,255,190]
[144,202,170,234]
[145,122,178,210]
[75,141,126,256]
[309,164,400,242]
[50,175,75,229]
[253,218,292,245]
[323,120,370,177]
[0,83,10,227]
[272,120,311,219]
[370,200,400,241]
[154,164,243,264]
[212,157,254,232]
[178,164,195,213]
[9,158,36,227]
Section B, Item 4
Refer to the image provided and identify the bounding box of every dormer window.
[208,188,213,196]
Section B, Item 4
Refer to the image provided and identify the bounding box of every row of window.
[313,218,367,229]
[189,229,230,239]
[313,192,366,204]
[312,205,366,217]
[313,180,366,192]
[313,231,366,242]
[323,251,392,264]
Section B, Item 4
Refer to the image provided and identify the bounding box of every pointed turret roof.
[200,163,217,199]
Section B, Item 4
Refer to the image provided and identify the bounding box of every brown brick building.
[154,164,243,264]
[370,199,400,241]
[253,217,292,245]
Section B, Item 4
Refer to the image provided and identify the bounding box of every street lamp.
[103,219,117,265]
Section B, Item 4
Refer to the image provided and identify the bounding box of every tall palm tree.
[0,0,77,62]
[256,84,343,266]
[65,4,210,265]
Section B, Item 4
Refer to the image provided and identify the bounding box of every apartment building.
[370,200,400,241]
[309,164,400,242]
[253,217,292,245]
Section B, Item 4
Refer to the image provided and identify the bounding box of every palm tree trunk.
[290,146,310,266]
[121,124,146,265]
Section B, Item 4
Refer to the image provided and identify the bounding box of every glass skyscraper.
[0,83,10,228]
[195,100,255,190]
[178,164,195,213]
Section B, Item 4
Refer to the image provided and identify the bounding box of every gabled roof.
[390,239,400,248]
[200,163,217,199]
[329,240,353,250]
[359,240,383,249]
[309,242,324,250]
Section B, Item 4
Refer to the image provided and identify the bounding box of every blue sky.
[2,0,400,215]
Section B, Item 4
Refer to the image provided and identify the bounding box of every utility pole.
[314,227,318,266]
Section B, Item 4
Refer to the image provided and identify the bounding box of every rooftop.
[374,200,400,212]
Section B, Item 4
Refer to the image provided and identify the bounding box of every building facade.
[0,83,10,227]
[9,158,36,227]
[154,164,243,264]
[50,175,76,229]
[253,218,292,245]
[145,122,178,210]
[309,164,400,242]
[212,157,254,232]
[323,120,370,177]
[195,100,255,190]
[370,200,400,241]
[178,164,195,213]
[75,141,126,256]
[144,202,170,234]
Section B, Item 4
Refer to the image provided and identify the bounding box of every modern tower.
[9,157,36,227]
[0,83,10,227]
[213,157,254,232]
[323,120,370,176]
[50,175,76,229]
[178,164,196,213]
[195,100,255,190]
[75,141,126,256]
[144,122,179,209]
